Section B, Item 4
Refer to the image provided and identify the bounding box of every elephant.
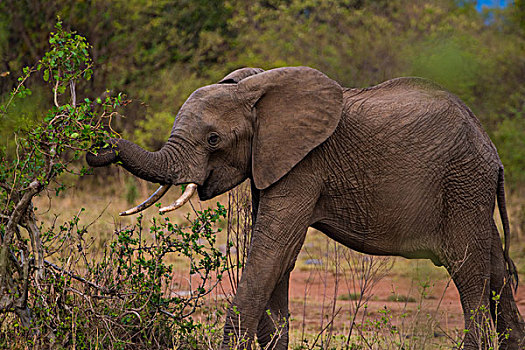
[86,66,524,349]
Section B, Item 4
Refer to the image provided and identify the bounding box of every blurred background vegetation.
[1,0,524,186]
[0,1,524,347]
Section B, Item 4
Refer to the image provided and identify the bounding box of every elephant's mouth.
[119,183,198,216]
[196,168,216,200]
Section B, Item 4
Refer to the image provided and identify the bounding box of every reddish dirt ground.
[289,268,462,332]
[286,267,525,339]
[172,262,525,345]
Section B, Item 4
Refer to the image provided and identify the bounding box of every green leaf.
[84,69,92,81]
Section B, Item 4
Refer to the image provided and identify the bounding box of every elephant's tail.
[497,166,519,292]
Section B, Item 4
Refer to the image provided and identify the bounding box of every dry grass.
[30,170,525,349]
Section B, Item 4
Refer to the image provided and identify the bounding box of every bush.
[493,99,525,190]
[0,21,232,349]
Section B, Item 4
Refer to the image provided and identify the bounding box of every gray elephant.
[87,67,524,349]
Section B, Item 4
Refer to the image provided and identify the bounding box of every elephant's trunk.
[85,139,120,167]
[86,138,176,184]
[87,138,199,215]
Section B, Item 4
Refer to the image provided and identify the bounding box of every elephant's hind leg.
[441,219,493,349]
[489,225,525,349]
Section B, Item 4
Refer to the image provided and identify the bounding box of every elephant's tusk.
[119,184,172,216]
[159,183,197,214]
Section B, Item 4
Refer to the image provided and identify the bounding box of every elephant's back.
[341,77,500,167]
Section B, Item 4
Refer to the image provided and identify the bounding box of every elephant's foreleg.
[221,229,306,350]
[220,179,319,350]
[253,183,292,348]
[256,271,291,349]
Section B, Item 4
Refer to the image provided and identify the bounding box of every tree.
[0,20,118,329]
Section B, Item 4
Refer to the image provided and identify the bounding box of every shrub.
[0,21,231,349]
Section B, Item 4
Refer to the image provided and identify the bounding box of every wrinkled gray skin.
[87,67,525,349]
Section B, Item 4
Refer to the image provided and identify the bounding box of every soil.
[286,266,525,340]
[172,258,525,345]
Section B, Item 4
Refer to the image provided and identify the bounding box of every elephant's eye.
[207,133,220,147]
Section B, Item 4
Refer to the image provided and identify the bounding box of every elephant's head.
[86,67,343,214]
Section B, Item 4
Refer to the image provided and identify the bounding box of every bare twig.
[0,66,35,118]
[70,80,76,107]
[310,307,343,349]
[54,79,59,107]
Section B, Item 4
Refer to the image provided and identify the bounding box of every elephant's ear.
[238,66,343,190]
[218,68,265,84]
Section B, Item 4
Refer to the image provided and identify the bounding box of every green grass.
[386,294,417,303]
[338,292,361,301]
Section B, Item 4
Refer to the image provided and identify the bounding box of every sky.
[476,0,512,11]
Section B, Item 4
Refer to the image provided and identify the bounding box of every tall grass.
[16,177,523,349]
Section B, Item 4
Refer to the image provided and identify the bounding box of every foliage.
[0,18,117,336]
[493,88,525,191]
[0,1,524,348]
[1,0,523,187]
[0,205,229,349]
[0,23,231,349]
